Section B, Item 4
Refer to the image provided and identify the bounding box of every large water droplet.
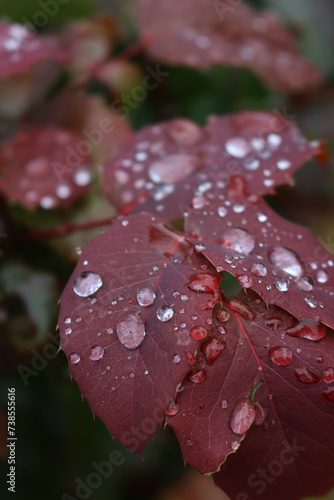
[73,272,103,297]
[225,137,250,158]
[168,119,203,145]
[274,277,289,292]
[221,228,255,255]
[295,367,320,384]
[187,273,219,295]
[137,287,155,307]
[323,385,334,402]
[148,154,199,184]
[254,401,269,426]
[286,319,326,342]
[250,263,267,277]
[268,247,303,278]
[228,298,254,321]
[217,309,230,323]
[201,337,226,364]
[230,399,255,435]
[116,313,146,349]
[157,305,174,322]
[190,325,208,340]
[296,276,314,292]
[189,369,207,384]
[323,367,334,383]
[69,353,81,364]
[269,346,293,366]
[89,345,104,361]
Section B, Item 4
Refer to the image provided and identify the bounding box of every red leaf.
[185,187,334,329]
[0,127,93,209]
[137,0,322,91]
[166,290,334,500]
[101,112,316,219]
[58,213,220,453]
[0,21,68,78]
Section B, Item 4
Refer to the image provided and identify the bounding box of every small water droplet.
[244,158,260,170]
[233,202,245,214]
[172,354,181,364]
[64,327,72,335]
[56,182,72,199]
[144,369,149,375]
[225,137,250,158]
[277,159,291,170]
[269,346,293,366]
[157,305,174,322]
[69,353,81,364]
[189,369,207,383]
[323,367,334,383]
[217,206,228,218]
[323,385,334,402]
[190,325,208,340]
[166,401,179,416]
[89,345,104,361]
[305,296,317,309]
[137,287,155,307]
[237,274,253,288]
[250,263,267,277]
[64,317,71,324]
[274,277,289,292]
[168,119,203,145]
[73,272,103,297]
[295,367,320,384]
[316,269,328,284]
[221,400,228,409]
[317,355,324,363]
[40,195,56,209]
[230,399,255,435]
[296,276,314,292]
[231,440,240,451]
[221,228,255,255]
[74,168,92,186]
[267,133,282,148]
[217,309,230,323]
[254,401,269,426]
[116,313,146,349]
[191,195,206,209]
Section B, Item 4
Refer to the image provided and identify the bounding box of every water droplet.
[225,137,250,158]
[237,274,253,288]
[250,263,267,277]
[323,385,334,402]
[230,399,255,435]
[148,154,199,184]
[296,276,314,292]
[195,243,206,252]
[221,400,228,409]
[56,182,72,200]
[221,228,255,255]
[217,309,230,323]
[187,273,219,295]
[228,298,254,321]
[274,277,289,292]
[191,195,206,209]
[74,168,92,186]
[269,346,293,366]
[116,313,146,349]
[233,202,245,214]
[69,353,81,364]
[267,134,282,148]
[189,326,208,341]
[295,367,320,384]
[26,157,49,177]
[180,294,189,301]
[168,119,203,145]
[217,206,227,218]
[244,158,260,170]
[64,327,72,335]
[89,345,104,361]
[156,305,174,322]
[40,195,56,209]
[277,159,291,170]
[144,369,149,375]
[64,317,71,324]
[286,319,326,342]
[137,287,155,307]
[189,369,207,383]
[268,247,303,278]
[316,269,328,284]
[305,296,317,309]
[172,354,181,364]
[323,367,334,383]
[73,272,103,297]
[254,401,269,426]
[231,440,240,451]
[317,355,324,363]
[201,337,226,364]
[166,401,179,416]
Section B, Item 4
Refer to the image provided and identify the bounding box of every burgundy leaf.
[186,186,334,329]
[137,0,322,92]
[166,290,334,500]
[0,127,93,210]
[101,112,317,219]
[58,213,220,454]
[0,21,68,79]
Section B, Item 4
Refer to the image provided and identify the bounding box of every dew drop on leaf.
[323,385,334,402]
[220,228,255,255]
[148,154,199,184]
[64,317,71,324]
[286,319,326,342]
[156,305,174,322]
[172,354,181,364]
[69,353,81,364]
[167,401,179,416]
[73,272,103,297]
[323,368,334,383]
[217,309,230,323]
[268,247,303,278]
[269,346,293,366]
[136,287,156,307]
[254,401,269,426]
[237,274,253,288]
[74,168,92,186]
[221,400,228,409]
[89,345,104,361]
[305,296,317,309]
[274,277,290,292]
[189,369,207,384]
[316,269,328,284]
[217,206,228,218]
[116,313,146,349]
[201,337,226,364]
[295,367,320,384]
[187,273,220,295]
[250,263,267,277]
[167,119,203,146]
[295,276,314,292]
[230,399,255,435]
[225,137,250,158]
[190,325,208,340]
